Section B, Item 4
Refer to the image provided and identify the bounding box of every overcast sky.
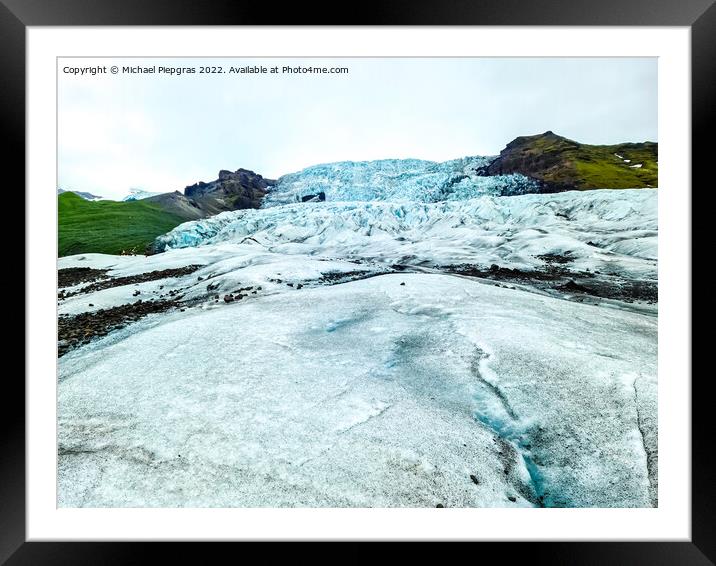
[58,57,657,200]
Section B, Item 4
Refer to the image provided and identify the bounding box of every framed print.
[5,0,712,562]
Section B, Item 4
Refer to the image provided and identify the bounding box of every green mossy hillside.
[58,191,186,257]
[486,131,658,190]
[573,141,657,189]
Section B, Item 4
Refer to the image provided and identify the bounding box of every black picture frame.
[4,0,711,562]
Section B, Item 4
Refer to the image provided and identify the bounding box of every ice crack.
[632,377,657,506]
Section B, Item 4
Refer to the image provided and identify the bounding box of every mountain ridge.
[479,131,657,191]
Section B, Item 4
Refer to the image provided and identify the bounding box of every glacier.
[58,178,658,508]
[154,189,657,287]
[262,157,542,206]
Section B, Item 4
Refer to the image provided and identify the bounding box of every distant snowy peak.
[122,188,164,201]
[263,156,542,207]
[57,188,104,201]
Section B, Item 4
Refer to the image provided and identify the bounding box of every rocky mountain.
[183,168,276,216]
[143,191,205,221]
[59,168,276,257]
[479,131,657,191]
[132,168,278,223]
[140,168,276,223]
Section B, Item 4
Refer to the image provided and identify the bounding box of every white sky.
[58,57,657,200]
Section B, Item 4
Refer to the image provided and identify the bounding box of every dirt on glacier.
[57,265,203,299]
[58,298,185,357]
[445,259,657,304]
[56,257,656,358]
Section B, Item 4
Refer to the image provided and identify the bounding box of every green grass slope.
[486,131,658,190]
[571,141,657,189]
[58,192,187,256]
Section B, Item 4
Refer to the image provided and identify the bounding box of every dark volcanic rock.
[318,270,388,285]
[58,267,110,288]
[301,192,326,202]
[481,131,578,189]
[560,279,591,293]
[447,263,657,304]
[143,169,278,255]
[183,168,276,216]
[536,251,575,265]
[58,265,203,299]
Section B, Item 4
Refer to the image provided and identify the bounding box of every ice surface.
[58,273,656,507]
[155,189,657,282]
[262,157,541,206]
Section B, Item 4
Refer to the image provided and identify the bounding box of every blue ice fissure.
[471,377,551,507]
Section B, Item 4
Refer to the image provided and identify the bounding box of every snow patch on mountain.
[122,188,164,201]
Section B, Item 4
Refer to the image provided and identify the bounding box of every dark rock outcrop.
[301,192,326,203]
[143,169,277,254]
[480,131,578,190]
[183,168,276,215]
